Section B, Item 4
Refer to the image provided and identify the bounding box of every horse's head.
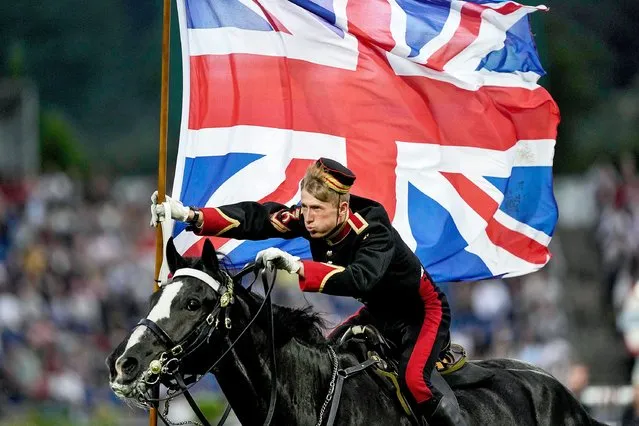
[106,238,230,405]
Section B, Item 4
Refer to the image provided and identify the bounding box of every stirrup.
[436,343,467,374]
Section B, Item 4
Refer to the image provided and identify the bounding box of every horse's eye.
[186,299,201,311]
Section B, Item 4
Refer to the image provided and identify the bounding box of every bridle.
[131,263,279,426]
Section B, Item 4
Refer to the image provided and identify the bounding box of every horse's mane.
[238,283,328,347]
[184,255,328,347]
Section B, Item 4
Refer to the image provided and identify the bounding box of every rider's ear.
[167,237,187,273]
[339,200,349,216]
[201,238,219,272]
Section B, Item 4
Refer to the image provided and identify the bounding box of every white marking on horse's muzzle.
[110,381,135,398]
[112,281,185,385]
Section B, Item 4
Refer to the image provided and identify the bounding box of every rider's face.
[300,190,346,238]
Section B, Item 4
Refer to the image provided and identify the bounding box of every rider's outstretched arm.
[194,201,305,241]
[151,191,306,240]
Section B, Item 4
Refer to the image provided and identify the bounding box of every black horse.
[107,239,603,425]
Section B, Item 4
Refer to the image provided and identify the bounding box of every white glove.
[150,191,191,227]
[255,247,301,274]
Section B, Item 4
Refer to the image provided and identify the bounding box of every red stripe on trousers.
[405,276,444,403]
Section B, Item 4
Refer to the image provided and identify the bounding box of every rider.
[151,158,465,426]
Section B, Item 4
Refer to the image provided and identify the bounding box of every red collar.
[326,211,353,246]
[326,210,369,245]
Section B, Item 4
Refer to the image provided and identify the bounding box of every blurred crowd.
[594,153,639,424]
[0,173,156,419]
[0,169,619,422]
[444,268,575,380]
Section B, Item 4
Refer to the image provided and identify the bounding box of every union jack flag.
[171,0,560,282]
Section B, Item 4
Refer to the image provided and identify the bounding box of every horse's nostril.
[118,356,139,376]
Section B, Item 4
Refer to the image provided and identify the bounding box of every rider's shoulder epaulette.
[347,212,369,235]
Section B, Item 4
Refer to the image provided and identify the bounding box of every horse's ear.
[201,238,219,272]
[166,237,187,273]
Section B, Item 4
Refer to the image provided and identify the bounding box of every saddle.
[336,325,494,424]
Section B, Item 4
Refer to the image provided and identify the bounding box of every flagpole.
[150,0,171,423]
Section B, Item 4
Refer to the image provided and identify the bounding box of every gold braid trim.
[321,172,351,194]
[213,208,240,236]
[318,264,345,292]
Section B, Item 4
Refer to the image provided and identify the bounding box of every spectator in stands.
[621,370,639,425]
[566,363,590,401]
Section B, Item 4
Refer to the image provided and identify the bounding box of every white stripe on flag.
[183,126,346,159]
[181,126,345,206]
[494,209,552,246]
[481,2,548,11]
[394,139,554,178]
[333,0,348,31]
[387,52,542,90]
[388,0,412,58]
[411,0,464,65]
[443,6,543,75]
[186,128,554,177]
[399,166,488,245]
[464,227,547,277]
[174,0,194,201]
[187,24,358,69]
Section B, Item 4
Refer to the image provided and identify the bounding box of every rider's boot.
[429,396,468,426]
[420,395,468,426]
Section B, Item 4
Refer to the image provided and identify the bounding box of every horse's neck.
[212,303,333,425]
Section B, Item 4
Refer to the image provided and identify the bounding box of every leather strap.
[176,373,213,426]
[216,404,233,426]
[138,318,176,349]
[326,358,378,425]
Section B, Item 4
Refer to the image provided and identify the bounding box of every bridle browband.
[173,268,223,292]
[132,263,278,426]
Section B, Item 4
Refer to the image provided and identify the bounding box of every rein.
[136,263,279,426]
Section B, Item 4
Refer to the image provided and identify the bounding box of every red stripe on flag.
[485,219,549,265]
[346,0,395,53]
[441,172,497,222]
[401,76,559,143]
[184,237,229,258]
[427,2,523,71]
[189,55,559,146]
[256,158,313,203]
[443,172,549,265]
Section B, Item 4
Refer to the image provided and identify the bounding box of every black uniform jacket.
[196,195,428,320]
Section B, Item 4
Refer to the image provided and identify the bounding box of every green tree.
[40,109,87,175]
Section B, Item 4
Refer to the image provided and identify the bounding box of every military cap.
[316,157,356,194]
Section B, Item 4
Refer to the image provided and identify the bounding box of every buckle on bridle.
[162,357,180,375]
[171,345,183,356]
[206,313,215,326]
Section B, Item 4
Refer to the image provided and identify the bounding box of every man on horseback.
[151,158,465,426]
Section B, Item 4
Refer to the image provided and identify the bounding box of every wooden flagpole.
[151,0,172,423]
